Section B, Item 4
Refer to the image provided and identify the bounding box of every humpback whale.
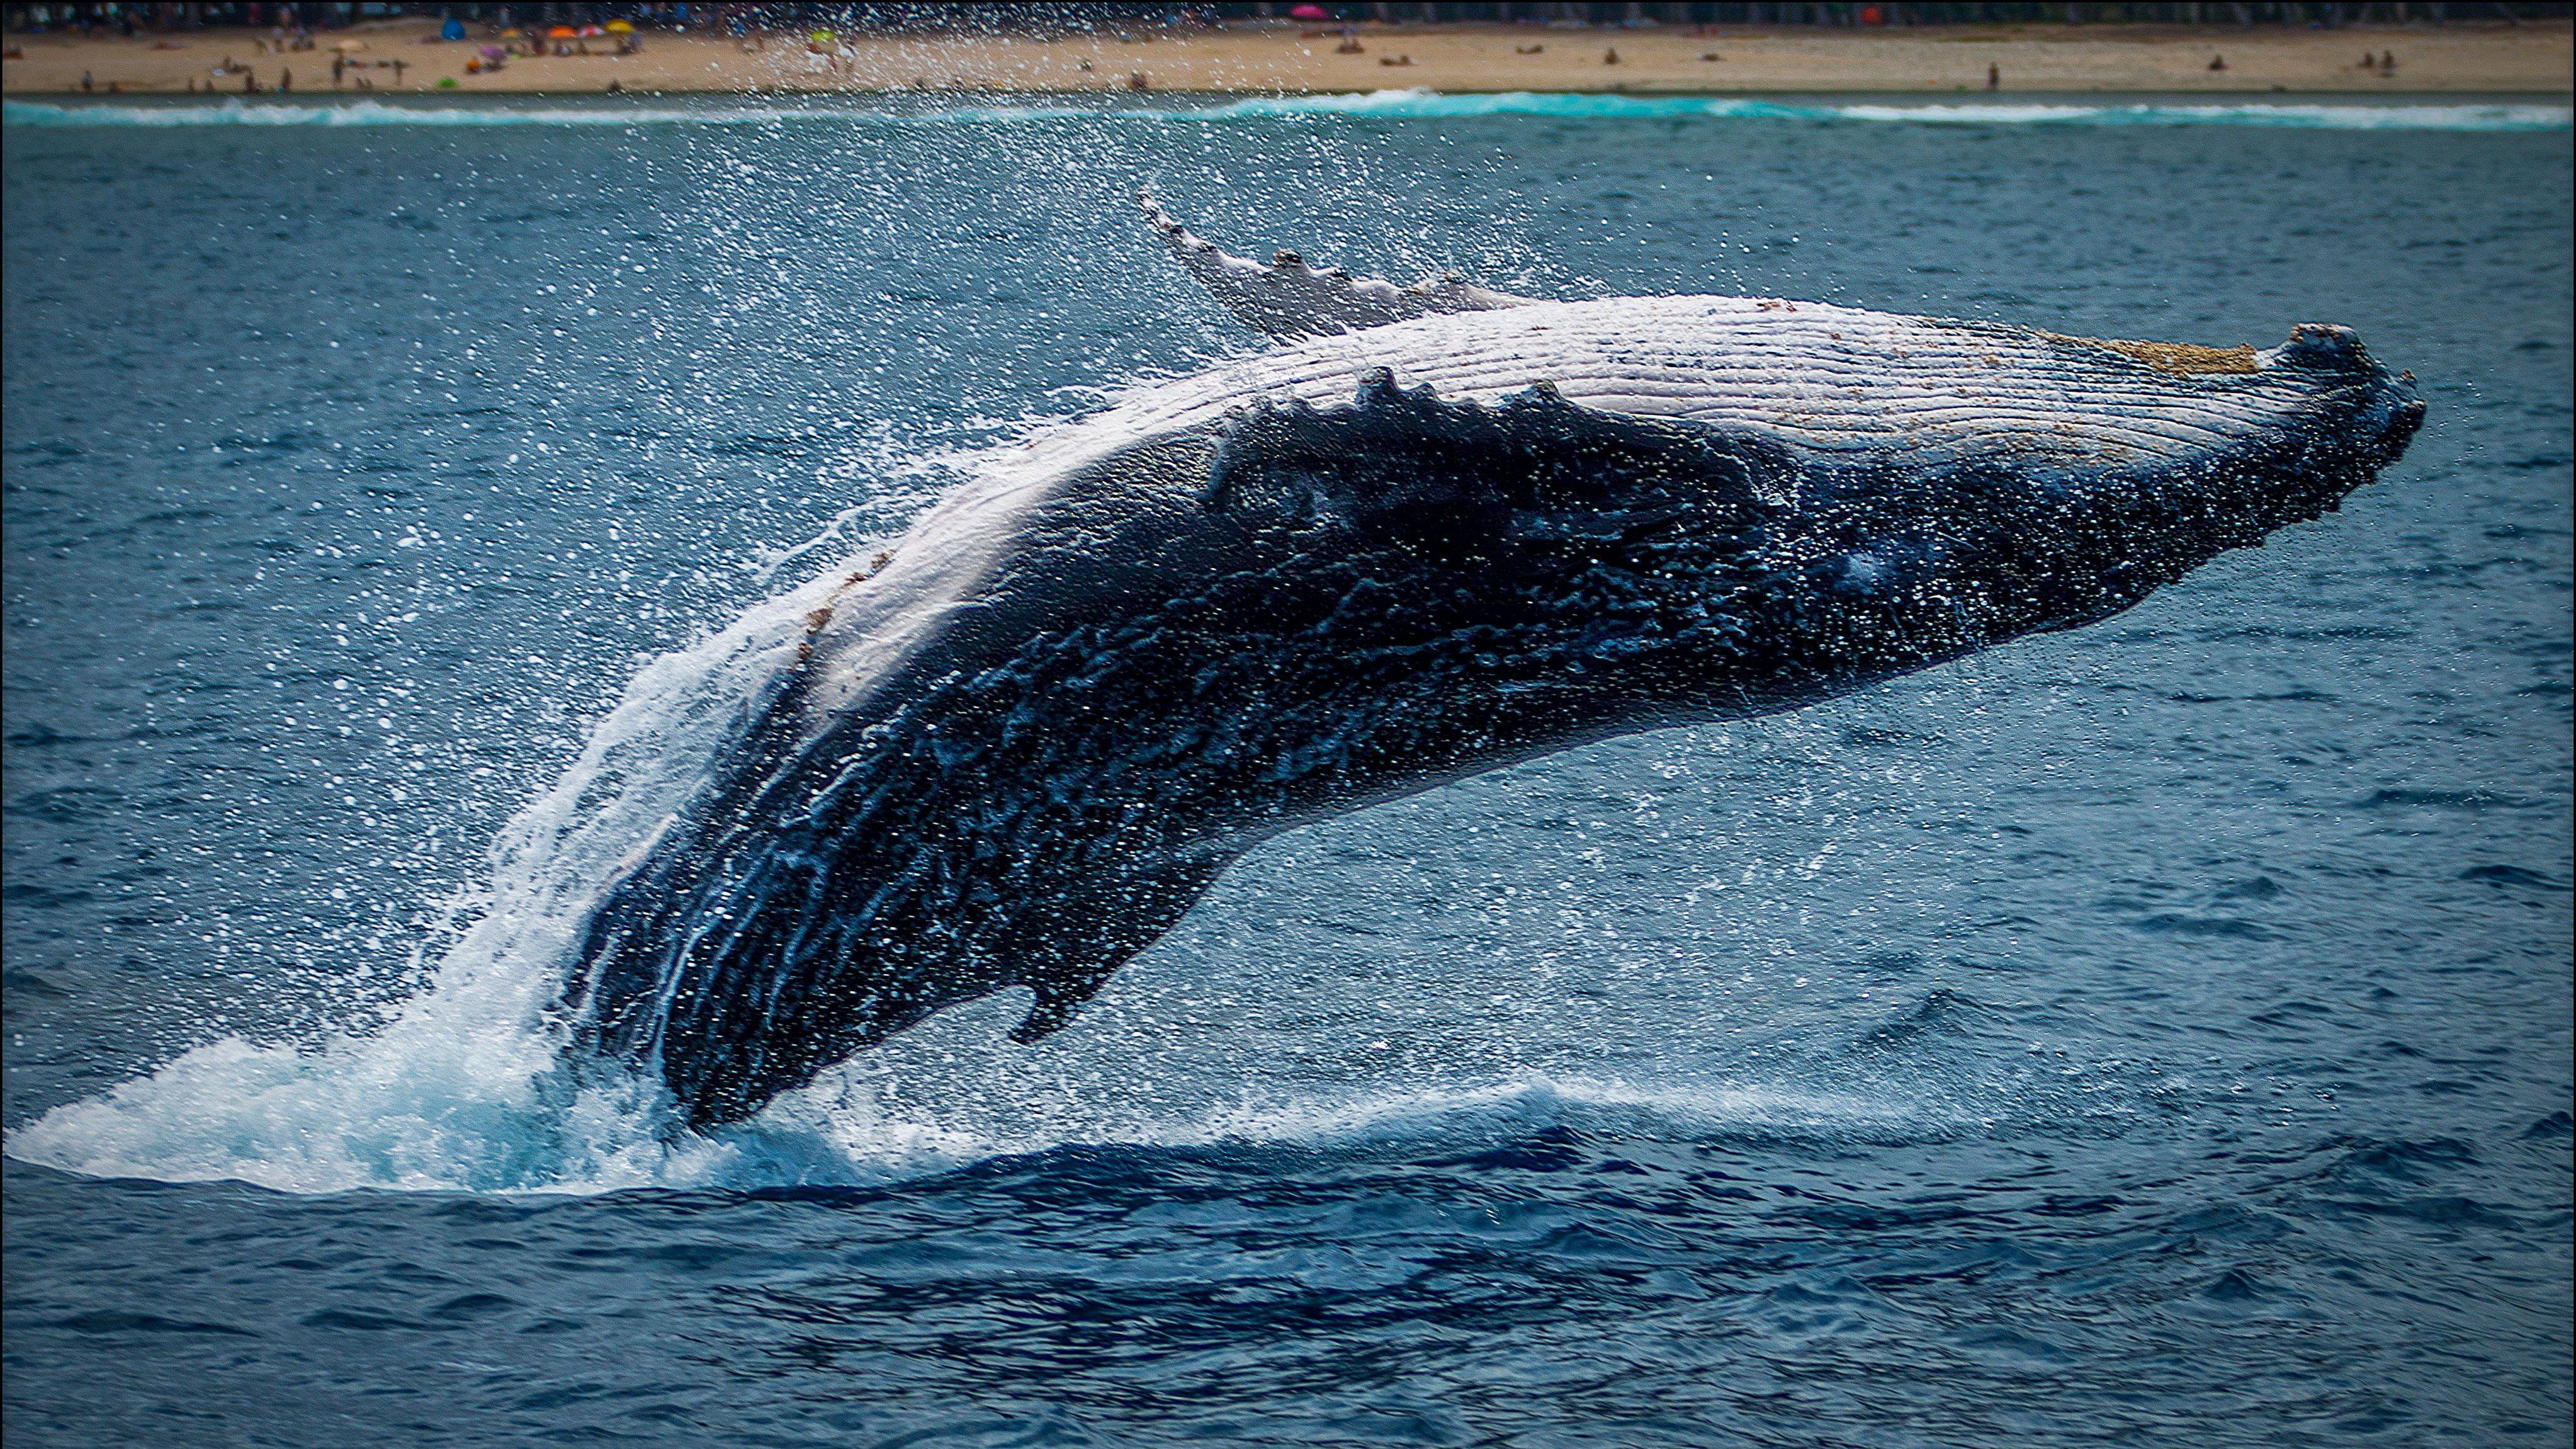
[561,202,2424,1130]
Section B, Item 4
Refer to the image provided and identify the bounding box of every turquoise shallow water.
[3,96,2570,1446]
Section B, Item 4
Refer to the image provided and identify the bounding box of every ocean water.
[3,93,2568,1446]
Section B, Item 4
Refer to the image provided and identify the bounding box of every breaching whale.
[560,201,2424,1130]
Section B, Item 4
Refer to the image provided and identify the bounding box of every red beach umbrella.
[1289,4,1330,19]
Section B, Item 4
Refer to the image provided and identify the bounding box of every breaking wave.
[9,93,2570,131]
[1196,91,2576,128]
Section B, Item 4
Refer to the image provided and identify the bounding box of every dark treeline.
[8,0,2567,30]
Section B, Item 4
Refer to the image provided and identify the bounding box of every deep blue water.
[4,95,2570,1446]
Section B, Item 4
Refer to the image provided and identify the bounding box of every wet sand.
[5,18,2570,98]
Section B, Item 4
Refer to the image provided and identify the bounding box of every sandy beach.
[4,16,2569,98]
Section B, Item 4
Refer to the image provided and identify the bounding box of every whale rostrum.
[558,209,2424,1130]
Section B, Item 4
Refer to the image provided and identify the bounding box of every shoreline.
[8,89,2568,108]
[6,20,2570,98]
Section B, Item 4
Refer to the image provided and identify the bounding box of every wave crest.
[9,93,2568,131]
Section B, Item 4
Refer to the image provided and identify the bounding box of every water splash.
[2,423,1929,1195]
[2,504,1945,1196]
[3,562,842,1194]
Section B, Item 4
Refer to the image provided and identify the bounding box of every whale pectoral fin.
[1140,192,1539,340]
[1002,853,1231,1047]
[1008,980,1095,1044]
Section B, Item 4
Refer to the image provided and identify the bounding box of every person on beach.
[280,67,291,91]
[2208,52,2227,71]
[1987,62,1999,89]
[77,69,90,91]
[332,54,343,86]
[1604,46,1620,64]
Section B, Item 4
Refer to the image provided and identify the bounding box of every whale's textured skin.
[562,227,2423,1130]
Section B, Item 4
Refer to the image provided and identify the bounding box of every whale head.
[1195,322,2421,730]
[1852,321,2426,646]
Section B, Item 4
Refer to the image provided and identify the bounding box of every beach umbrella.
[329,38,364,52]
[480,45,506,60]
[548,25,577,38]
[1289,3,1330,18]
[500,27,522,37]
[605,19,634,32]
[578,25,605,37]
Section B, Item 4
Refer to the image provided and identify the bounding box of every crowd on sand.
[1,6,2561,98]
[18,9,671,93]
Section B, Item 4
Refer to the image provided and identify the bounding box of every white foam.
[705,1072,1934,1190]
[8,94,2566,132]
